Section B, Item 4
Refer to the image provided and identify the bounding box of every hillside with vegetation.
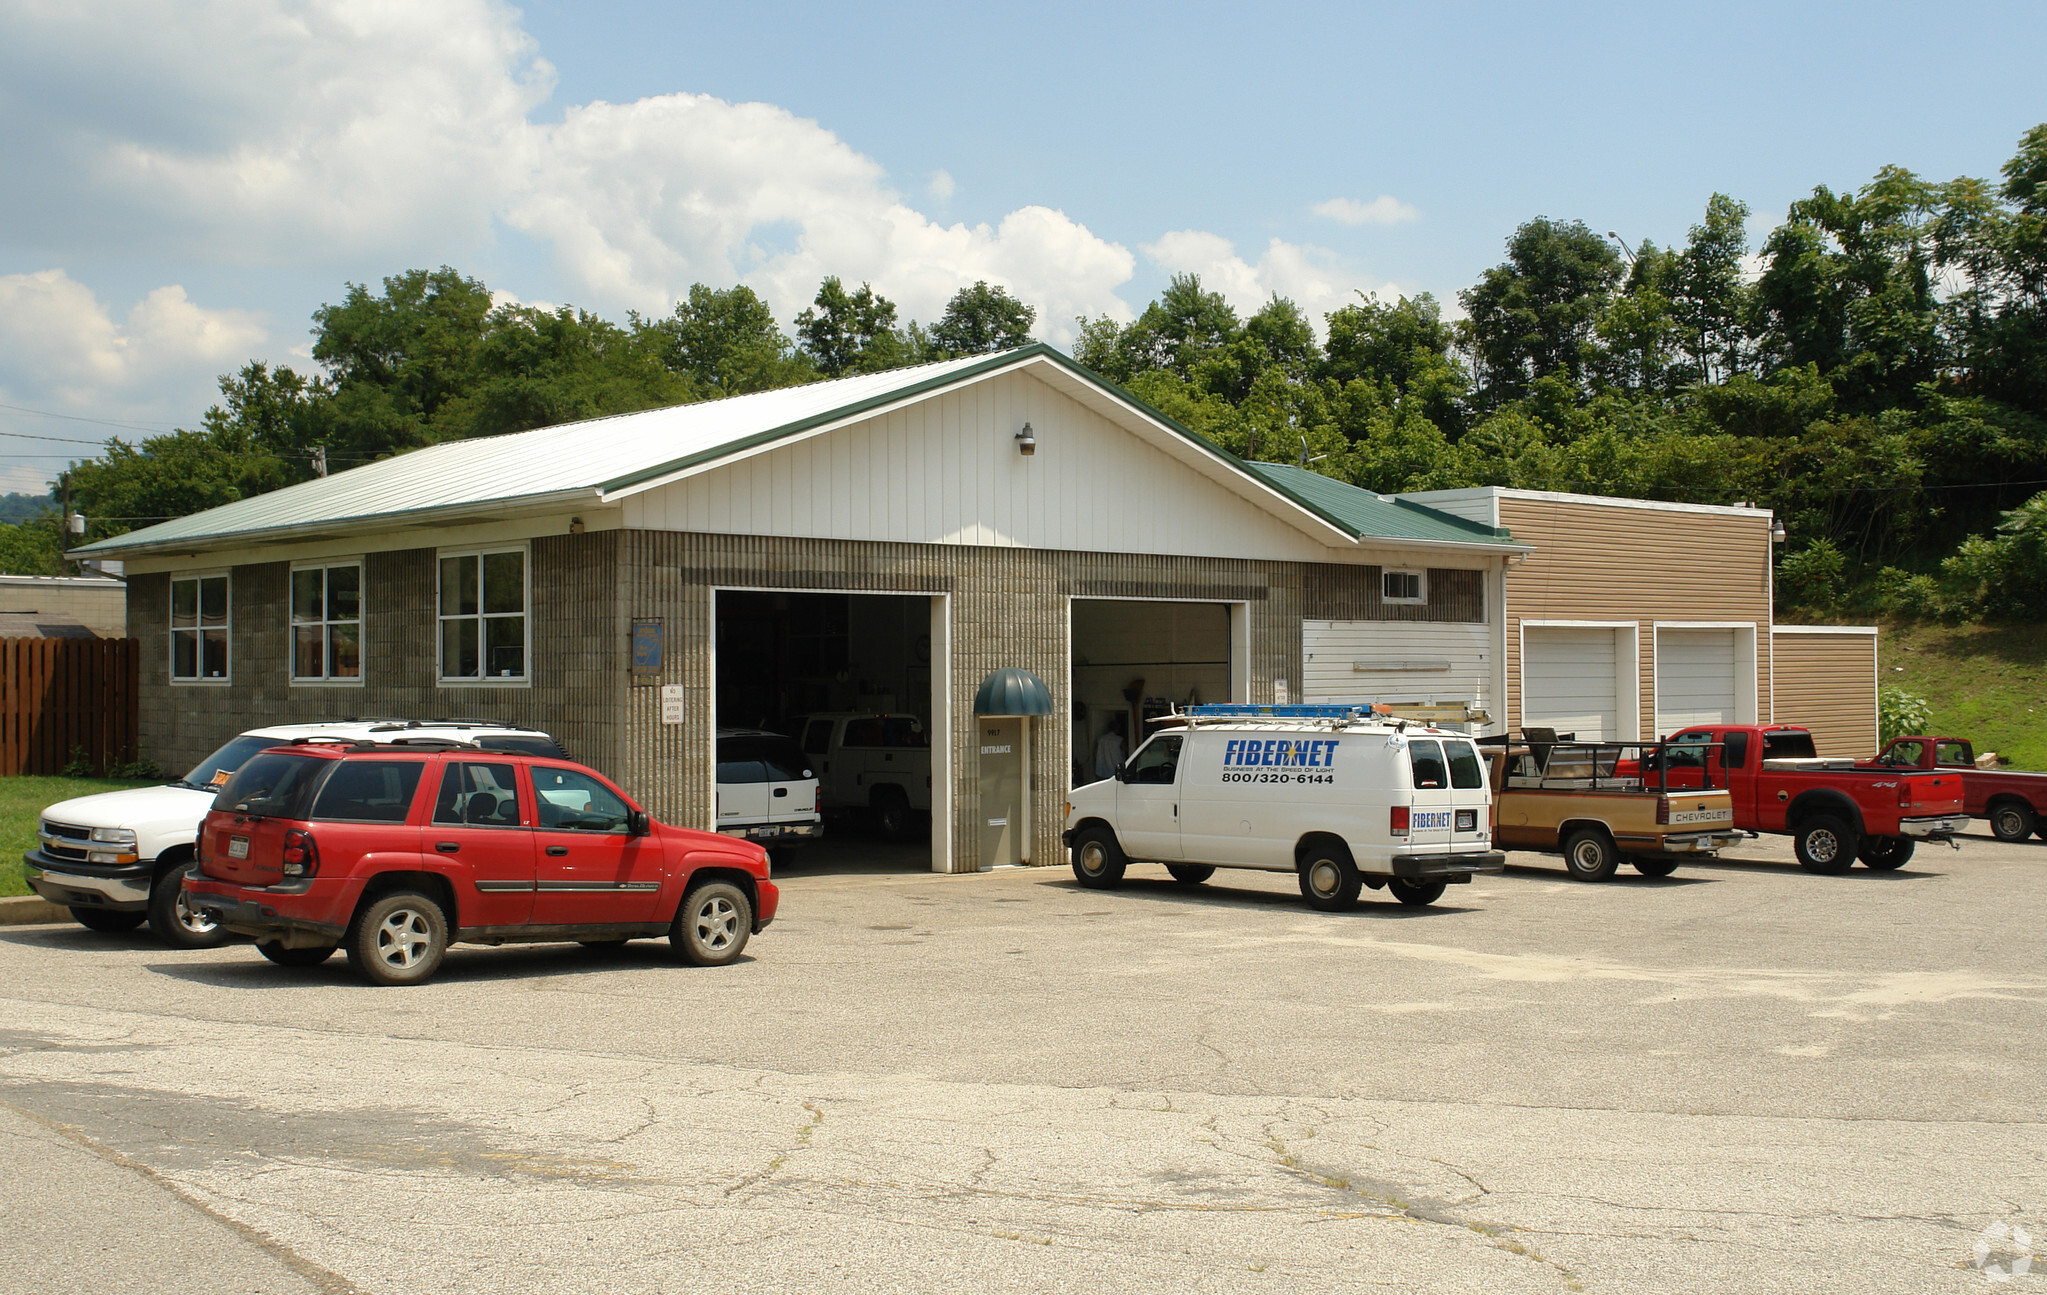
[5,126,2044,640]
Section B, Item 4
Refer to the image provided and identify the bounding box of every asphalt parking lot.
[0,829,2040,1295]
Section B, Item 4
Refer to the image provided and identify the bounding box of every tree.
[310,267,495,457]
[1115,274,1241,383]
[795,277,910,376]
[1322,292,1469,433]
[66,426,294,545]
[930,282,1036,356]
[0,518,64,575]
[1458,218,1625,408]
[1669,194,1753,383]
[644,284,814,396]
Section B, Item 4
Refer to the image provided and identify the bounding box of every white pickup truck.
[795,712,931,840]
[24,718,563,946]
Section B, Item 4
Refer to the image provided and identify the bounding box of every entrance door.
[977,719,1022,868]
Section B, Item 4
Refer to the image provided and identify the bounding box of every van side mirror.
[1113,761,1129,783]
[628,809,651,836]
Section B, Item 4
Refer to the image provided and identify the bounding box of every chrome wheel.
[1079,841,1110,878]
[174,887,218,937]
[1805,829,1840,864]
[693,895,739,952]
[375,908,434,970]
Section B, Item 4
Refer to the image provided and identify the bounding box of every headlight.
[89,828,138,845]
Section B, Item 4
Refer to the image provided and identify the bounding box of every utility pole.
[312,446,328,477]
[58,471,72,577]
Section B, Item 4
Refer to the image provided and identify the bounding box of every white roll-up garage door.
[1522,628,1620,739]
[1655,628,1738,734]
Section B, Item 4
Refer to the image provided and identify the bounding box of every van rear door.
[1443,738,1491,848]
[1404,739,1456,854]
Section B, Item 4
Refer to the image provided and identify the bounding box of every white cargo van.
[1061,705,1504,909]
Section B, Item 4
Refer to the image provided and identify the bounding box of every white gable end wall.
[620,371,1361,564]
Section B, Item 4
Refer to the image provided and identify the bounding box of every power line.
[0,401,180,435]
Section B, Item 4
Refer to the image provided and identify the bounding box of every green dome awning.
[974,668,1053,717]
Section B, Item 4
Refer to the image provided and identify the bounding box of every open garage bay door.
[1522,627,1621,740]
[1070,600,1230,787]
[1656,628,1739,735]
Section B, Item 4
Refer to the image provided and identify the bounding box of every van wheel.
[1857,836,1915,870]
[1562,829,1620,882]
[256,941,335,968]
[1166,864,1215,885]
[149,862,230,949]
[672,882,752,966]
[349,891,449,986]
[1793,815,1857,874]
[1297,848,1362,911]
[1070,827,1127,889]
[1387,878,1446,907]
[71,907,146,933]
[1988,801,2035,843]
[1631,857,1681,877]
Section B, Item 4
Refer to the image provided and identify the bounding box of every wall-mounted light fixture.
[569,516,585,534]
[1769,519,1787,545]
[1015,422,1036,456]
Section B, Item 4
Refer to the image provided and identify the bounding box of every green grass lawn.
[1882,620,2047,771]
[0,776,161,899]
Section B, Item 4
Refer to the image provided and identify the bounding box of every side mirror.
[627,809,651,836]
[1113,761,1129,783]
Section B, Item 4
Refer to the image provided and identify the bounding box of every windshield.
[181,735,275,790]
[214,753,329,819]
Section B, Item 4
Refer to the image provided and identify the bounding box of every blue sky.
[0,0,2042,498]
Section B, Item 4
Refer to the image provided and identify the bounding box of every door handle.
[546,845,569,856]
[1173,804,1178,817]
[435,842,460,854]
[773,787,789,797]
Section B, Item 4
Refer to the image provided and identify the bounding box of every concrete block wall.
[617,532,1306,872]
[129,532,623,775]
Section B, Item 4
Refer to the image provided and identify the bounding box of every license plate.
[228,836,249,859]
[1668,808,1733,825]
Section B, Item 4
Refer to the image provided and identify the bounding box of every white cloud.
[1312,196,1419,227]
[0,270,265,407]
[0,2,1137,341]
[1141,231,1405,331]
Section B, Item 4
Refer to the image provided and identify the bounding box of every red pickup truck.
[1860,735,2047,843]
[1637,725,1968,873]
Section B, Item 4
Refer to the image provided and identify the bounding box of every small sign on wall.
[660,684,686,725]
[1275,678,1291,704]
[631,618,664,677]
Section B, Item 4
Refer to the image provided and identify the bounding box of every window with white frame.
[170,573,230,681]
[291,562,362,681]
[438,548,527,681]
[1381,568,1426,605]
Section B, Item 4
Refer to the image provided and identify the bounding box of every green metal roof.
[1239,461,1522,548]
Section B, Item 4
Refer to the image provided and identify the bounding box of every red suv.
[184,739,778,985]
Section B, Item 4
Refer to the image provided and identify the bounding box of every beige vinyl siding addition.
[1498,496,1773,740]
[1772,628,1879,757]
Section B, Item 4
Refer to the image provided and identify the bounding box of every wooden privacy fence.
[0,638,141,776]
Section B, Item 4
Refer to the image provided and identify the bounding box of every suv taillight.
[1390,805,1410,837]
[281,829,319,878]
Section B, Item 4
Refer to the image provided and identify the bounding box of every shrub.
[1777,538,1846,612]
[1869,566,1945,618]
[1878,687,1934,743]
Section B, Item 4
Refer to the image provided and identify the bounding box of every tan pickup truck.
[1485,739,1745,881]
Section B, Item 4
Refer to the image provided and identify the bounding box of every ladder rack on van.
[1178,702,1489,727]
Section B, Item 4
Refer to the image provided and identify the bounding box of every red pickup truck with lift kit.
[183,737,778,985]
[1625,724,1968,873]
[1860,735,2047,843]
